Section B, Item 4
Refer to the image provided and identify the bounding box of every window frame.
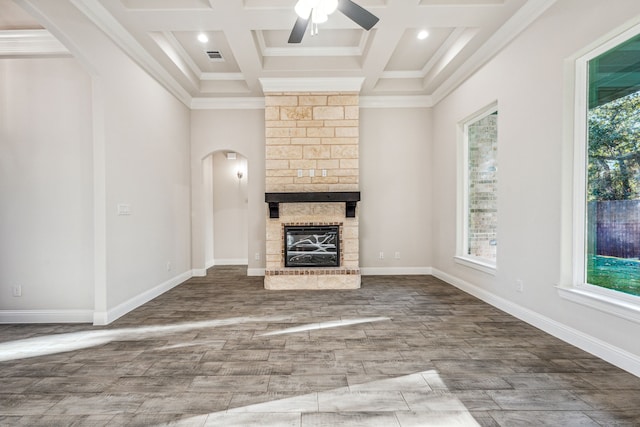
[455,102,498,275]
[558,23,640,324]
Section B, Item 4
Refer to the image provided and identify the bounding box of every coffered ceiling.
[0,0,556,107]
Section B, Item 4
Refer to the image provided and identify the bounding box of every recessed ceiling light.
[197,33,209,43]
[417,30,429,40]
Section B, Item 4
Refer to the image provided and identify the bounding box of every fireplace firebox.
[284,225,340,268]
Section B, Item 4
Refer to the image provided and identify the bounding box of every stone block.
[333,168,358,176]
[328,183,359,191]
[323,120,358,127]
[311,176,339,184]
[328,95,359,106]
[296,120,325,127]
[291,137,321,145]
[266,239,281,256]
[266,176,294,186]
[265,159,290,170]
[313,106,344,120]
[303,184,330,192]
[266,96,298,106]
[303,145,331,159]
[265,107,280,120]
[266,145,302,160]
[266,138,291,146]
[289,159,317,170]
[342,226,359,239]
[290,128,307,137]
[266,128,292,138]
[316,159,340,169]
[282,183,306,192]
[306,127,335,138]
[331,145,359,159]
[335,127,359,137]
[322,137,358,145]
[299,95,328,106]
[339,159,359,169]
[281,107,313,121]
[266,169,297,177]
[266,120,292,128]
[339,176,359,184]
[344,106,359,120]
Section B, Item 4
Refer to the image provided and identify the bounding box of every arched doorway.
[202,151,249,269]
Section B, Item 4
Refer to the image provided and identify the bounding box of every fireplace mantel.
[265,191,361,219]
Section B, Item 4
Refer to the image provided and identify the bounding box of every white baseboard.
[431,268,640,378]
[360,267,433,276]
[247,268,265,276]
[192,268,207,277]
[0,309,94,324]
[92,270,193,326]
[214,258,248,266]
[206,259,215,269]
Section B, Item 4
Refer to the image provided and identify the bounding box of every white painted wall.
[0,58,93,314]
[203,155,215,267]
[15,0,193,323]
[211,152,248,264]
[101,65,191,311]
[360,107,432,273]
[431,0,640,366]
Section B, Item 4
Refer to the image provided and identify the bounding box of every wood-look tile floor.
[2,266,640,426]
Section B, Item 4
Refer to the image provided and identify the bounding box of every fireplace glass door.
[284,225,339,267]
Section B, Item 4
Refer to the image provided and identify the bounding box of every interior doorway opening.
[203,151,249,268]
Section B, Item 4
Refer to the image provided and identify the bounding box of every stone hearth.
[264,92,360,290]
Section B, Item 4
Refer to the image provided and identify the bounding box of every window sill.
[454,256,496,275]
[556,285,640,325]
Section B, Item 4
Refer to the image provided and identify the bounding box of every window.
[456,104,498,274]
[585,32,640,297]
[560,25,640,321]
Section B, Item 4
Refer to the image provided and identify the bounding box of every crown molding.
[0,29,70,57]
[360,95,432,109]
[71,0,192,107]
[190,97,265,109]
[431,0,558,105]
[259,77,365,93]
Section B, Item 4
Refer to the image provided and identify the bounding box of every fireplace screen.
[284,225,340,268]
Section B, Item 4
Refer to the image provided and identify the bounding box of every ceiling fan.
[288,0,380,43]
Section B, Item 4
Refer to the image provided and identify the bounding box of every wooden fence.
[589,200,640,259]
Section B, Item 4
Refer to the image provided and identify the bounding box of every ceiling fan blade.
[288,15,310,43]
[337,0,379,31]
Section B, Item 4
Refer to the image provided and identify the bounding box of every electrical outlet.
[516,279,524,293]
[309,169,315,177]
[255,252,260,260]
[379,251,384,260]
[394,252,401,259]
[12,285,22,297]
[166,261,172,272]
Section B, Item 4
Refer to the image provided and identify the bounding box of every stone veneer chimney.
[264,92,360,290]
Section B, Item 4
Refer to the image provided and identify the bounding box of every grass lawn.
[587,255,640,297]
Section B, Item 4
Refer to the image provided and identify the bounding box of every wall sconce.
[237,170,244,180]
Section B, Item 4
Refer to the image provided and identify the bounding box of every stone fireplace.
[264,91,360,290]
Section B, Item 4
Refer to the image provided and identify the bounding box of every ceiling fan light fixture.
[295,0,313,18]
[312,9,328,24]
[319,0,338,15]
[295,0,337,20]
